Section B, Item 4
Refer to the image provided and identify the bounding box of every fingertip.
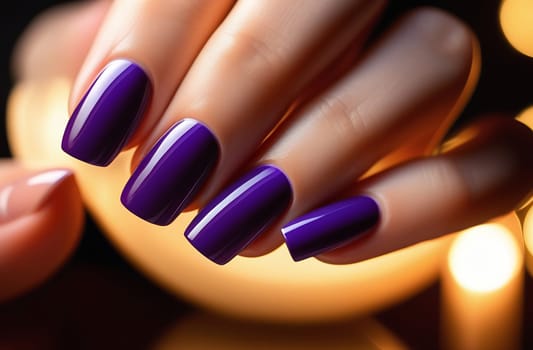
[445,115,533,214]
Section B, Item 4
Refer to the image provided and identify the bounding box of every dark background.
[0,1,532,349]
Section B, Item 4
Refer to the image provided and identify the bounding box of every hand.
[22,0,533,266]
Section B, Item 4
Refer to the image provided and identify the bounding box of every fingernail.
[121,119,219,225]
[62,59,152,166]
[282,196,380,261]
[185,165,293,265]
[0,169,73,224]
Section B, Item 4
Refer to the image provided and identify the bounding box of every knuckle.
[218,28,286,73]
[317,95,370,142]
[422,160,463,195]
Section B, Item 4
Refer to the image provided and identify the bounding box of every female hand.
[49,0,533,265]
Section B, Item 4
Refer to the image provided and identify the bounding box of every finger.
[61,0,236,166]
[0,163,84,302]
[281,116,533,263]
[122,0,386,226]
[363,32,479,179]
[244,7,477,255]
[11,0,110,81]
[183,8,476,264]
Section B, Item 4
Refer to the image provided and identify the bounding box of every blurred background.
[1,0,532,349]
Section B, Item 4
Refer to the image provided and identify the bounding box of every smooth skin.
[0,163,83,302]
[1,0,532,298]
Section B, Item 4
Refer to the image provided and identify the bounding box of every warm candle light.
[442,214,523,350]
[500,0,533,57]
[515,107,533,209]
[516,105,533,129]
[448,223,521,293]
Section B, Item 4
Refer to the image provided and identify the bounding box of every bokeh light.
[448,223,521,293]
[524,206,533,275]
[515,106,533,209]
[516,105,533,129]
[500,0,533,57]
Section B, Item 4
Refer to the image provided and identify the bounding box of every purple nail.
[62,59,152,166]
[185,165,292,265]
[282,196,380,261]
[121,119,219,226]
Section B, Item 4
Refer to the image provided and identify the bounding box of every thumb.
[0,161,84,302]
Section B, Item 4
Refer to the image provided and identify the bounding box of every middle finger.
[122,0,386,226]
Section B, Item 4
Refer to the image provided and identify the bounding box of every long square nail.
[282,196,380,261]
[185,165,292,265]
[62,59,152,166]
[121,119,219,225]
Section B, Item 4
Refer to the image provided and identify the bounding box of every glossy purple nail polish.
[121,119,219,226]
[185,165,292,265]
[62,59,152,166]
[282,196,379,261]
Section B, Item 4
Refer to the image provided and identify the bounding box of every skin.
[1,0,532,300]
[0,162,84,302]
